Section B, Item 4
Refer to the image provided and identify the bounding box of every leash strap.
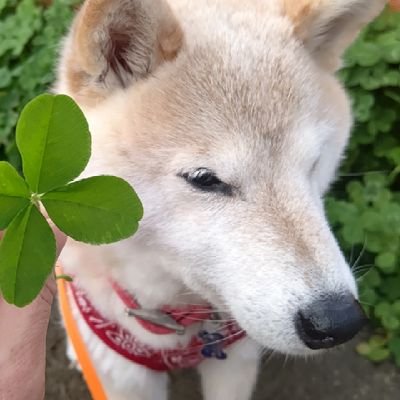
[56,267,107,400]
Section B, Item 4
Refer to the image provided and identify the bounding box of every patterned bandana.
[68,282,246,372]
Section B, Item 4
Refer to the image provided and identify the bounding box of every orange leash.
[56,267,108,400]
[389,0,400,11]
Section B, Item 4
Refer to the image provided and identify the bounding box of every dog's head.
[56,0,385,355]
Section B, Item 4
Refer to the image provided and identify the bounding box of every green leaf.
[359,287,379,306]
[341,223,364,245]
[376,252,397,273]
[381,275,400,302]
[42,176,143,244]
[16,94,91,193]
[367,347,390,362]
[356,338,391,362]
[375,301,392,318]
[356,342,371,356]
[0,161,30,229]
[359,268,382,288]
[392,300,400,316]
[0,205,56,307]
[369,335,388,348]
[388,338,400,361]
[0,0,7,13]
[382,314,400,331]
[348,42,382,67]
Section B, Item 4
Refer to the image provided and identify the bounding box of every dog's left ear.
[282,0,385,71]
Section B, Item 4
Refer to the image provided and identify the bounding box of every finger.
[48,221,67,258]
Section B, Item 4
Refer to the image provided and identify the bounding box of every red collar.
[110,279,213,335]
[68,281,246,372]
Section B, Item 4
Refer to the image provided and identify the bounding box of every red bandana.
[69,282,246,372]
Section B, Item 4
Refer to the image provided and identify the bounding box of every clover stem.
[30,193,42,207]
[55,274,74,282]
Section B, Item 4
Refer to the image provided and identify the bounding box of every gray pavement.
[46,306,400,400]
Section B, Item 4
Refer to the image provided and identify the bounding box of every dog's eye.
[189,168,221,187]
[180,168,232,195]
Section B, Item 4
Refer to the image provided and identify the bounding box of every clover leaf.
[42,176,143,244]
[0,161,30,229]
[0,205,56,305]
[0,94,143,307]
[16,94,91,193]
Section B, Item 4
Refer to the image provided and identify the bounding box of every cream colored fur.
[55,1,385,399]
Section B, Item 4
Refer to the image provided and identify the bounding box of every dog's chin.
[242,328,328,358]
[261,342,326,358]
[281,345,325,357]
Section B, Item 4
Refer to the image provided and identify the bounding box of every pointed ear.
[57,0,183,105]
[282,0,385,71]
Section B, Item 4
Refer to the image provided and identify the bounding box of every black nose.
[296,294,367,350]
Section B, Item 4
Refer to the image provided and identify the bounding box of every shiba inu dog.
[55,1,386,399]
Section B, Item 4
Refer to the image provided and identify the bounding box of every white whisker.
[351,237,367,273]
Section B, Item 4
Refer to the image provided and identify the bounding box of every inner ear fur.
[282,0,386,71]
[58,0,183,105]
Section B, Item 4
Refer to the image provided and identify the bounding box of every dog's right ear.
[282,0,385,71]
[57,0,183,106]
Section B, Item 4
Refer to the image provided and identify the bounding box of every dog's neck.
[61,237,208,347]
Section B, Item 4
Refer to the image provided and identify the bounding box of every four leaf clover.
[0,94,143,307]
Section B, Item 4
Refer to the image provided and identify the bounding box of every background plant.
[0,1,399,364]
[327,7,400,365]
[0,0,80,167]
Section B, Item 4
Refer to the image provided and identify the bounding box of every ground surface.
[46,304,400,400]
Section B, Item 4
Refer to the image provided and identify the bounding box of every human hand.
[0,225,66,400]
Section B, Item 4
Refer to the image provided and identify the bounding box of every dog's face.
[57,0,385,355]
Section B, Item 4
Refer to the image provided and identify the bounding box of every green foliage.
[327,7,400,366]
[0,0,80,167]
[0,94,143,307]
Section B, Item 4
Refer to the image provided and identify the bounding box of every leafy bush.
[0,0,79,167]
[327,7,400,365]
[0,1,399,364]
